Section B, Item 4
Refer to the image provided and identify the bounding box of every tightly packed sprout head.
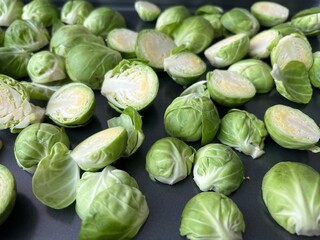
[291,7,320,36]
[61,0,94,25]
[0,0,23,27]
[134,1,161,22]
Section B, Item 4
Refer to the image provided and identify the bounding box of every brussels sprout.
[50,24,105,57]
[271,22,305,36]
[264,104,320,153]
[228,59,274,93]
[172,16,214,54]
[22,0,59,27]
[46,82,95,128]
[180,192,245,239]
[27,50,67,84]
[61,0,93,25]
[101,59,159,112]
[270,34,313,104]
[135,1,161,22]
[4,19,49,52]
[0,74,45,133]
[221,7,260,36]
[262,161,320,236]
[145,137,195,185]
[106,28,138,58]
[291,7,320,36]
[164,91,220,145]
[249,29,282,59]
[206,70,256,107]
[163,49,207,86]
[71,127,128,171]
[0,0,23,27]
[0,47,32,79]
[251,1,289,27]
[179,80,209,98]
[135,29,176,70]
[32,142,79,209]
[0,164,16,225]
[193,143,244,195]
[79,183,149,240]
[76,165,138,220]
[155,5,191,36]
[309,51,320,88]
[14,123,70,173]
[217,109,268,159]
[66,42,122,90]
[107,107,144,157]
[83,7,126,37]
[195,4,223,15]
[204,33,250,68]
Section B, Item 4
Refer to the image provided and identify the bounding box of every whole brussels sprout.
[291,7,320,36]
[61,0,94,25]
[134,1,161,22]
[0,0,23,27]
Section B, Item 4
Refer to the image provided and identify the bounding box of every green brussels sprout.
[172,16,214,54]
[206,70,256,107]
[14,123,70,173]
[22,0,59,27]
[251,1,289,27]
[249,29,282,59]
[309,51,320,88]
[204,33,250,68]
[221,7,260,36]
[179,80,209,98]
[27,50,67,84]
[61,0,94,25]
[50,24,105,57]
[0,0,23,27]
[270,34,313,104]
[0,164,16,225]
[228,59,274,93]
[217,109,268,159]
[71,127,128,171]
[145,137,196,185]
[106,28,138,58]
[264,104,320,153]
[271,22,305,36]
[291,7,320,36]
[4,19,49,52]
[180,192,245,239]
[0,47,32,79]
[46,82,95,128]
[135,29,176,70]
[262,161,320,236]
[32,142,80,209]
[66,42,122,90]
[163,49,207,86]
[83,7,126,37]
[155,5,190,37]
[164,90,220,145]
[76,165,138,220]
[101,59,159,112]
[79,183,149,240]
[0,74,45,133]
[195,4,223,15]
[193,143,244,195]
[134,1,161,22]
[107,107,145,157]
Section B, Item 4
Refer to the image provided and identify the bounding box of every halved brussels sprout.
[251,1,289,27]
[193,143,244,195]
[0,0,23,27]
[66,42,122,90]
[61,0,94,25]
[180,192,245,239]
[217,109,268,159]
[46,82,95,128]
[262,161,320,236]
[101,59,159,112]
[264,104,320,152]
[228,59,274,93]
[71,127,128,171]
[204,33,250,68]
[146,137,195,185]
[14,123,70,174]
[309,51,320,88]
[135,29,176,70]
[134,1,161,22]
[291,7,320,36]
[0,164,16,225]
[206,70,256,107]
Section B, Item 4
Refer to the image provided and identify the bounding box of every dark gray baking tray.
[1,1,320,239]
